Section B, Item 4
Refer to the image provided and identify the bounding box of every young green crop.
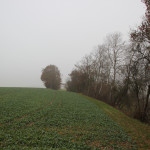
[0,88,136,149]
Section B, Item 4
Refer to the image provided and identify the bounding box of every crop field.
[0,88,136,150]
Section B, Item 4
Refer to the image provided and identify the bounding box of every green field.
[0,88,149,150]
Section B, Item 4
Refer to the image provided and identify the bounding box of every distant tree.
[66,69,88,93]
[41,65,61,90]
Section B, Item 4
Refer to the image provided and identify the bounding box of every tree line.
[41,0,150,123]
[66,0,150,123]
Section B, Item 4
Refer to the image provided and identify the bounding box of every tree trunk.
[142,84,150,122]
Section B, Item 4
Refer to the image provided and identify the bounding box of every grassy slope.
[81,95,150,150]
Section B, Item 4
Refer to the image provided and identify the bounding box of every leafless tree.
[104,32,126,105]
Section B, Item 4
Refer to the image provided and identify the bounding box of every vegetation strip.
[82,94,150,150]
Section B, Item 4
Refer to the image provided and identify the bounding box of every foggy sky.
[0,0,145,87]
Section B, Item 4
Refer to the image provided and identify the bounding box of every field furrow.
[0,88,137,150]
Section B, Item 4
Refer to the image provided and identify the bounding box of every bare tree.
[105,32,125,105]
[66,30,150,123]
[75,55,94,95]
[128,38,150,121]
[91,45,111,99]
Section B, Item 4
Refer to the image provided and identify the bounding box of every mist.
[0,0,145,87]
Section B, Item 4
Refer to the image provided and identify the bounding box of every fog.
[0,0,145,87]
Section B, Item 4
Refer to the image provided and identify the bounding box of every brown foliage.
[41,65,61,90]
[131,0,150,43]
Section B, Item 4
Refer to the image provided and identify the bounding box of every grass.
[81,95,150,150]
[0,87,137,149]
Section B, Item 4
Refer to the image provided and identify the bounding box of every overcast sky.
[0,0,146,88]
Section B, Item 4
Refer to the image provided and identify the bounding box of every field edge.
[80,94,150,150]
